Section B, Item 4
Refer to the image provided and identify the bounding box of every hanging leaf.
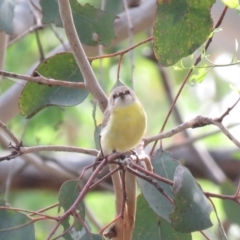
[170,165,213,232]
[19,52,88,118]
[40,0,116,46]
[153,0,215,66]
[70,0,116,46]
[133,195,192,240]
[0,209,35,240]
[137,150,178,222]
[58,180,85,217]
[189,65,211,83]
[40,0,62,26]
[58,180,85,239]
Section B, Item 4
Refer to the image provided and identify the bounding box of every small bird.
[99,85,147,157]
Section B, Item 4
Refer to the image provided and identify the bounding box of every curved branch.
[58,0,107,112]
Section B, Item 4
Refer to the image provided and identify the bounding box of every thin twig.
[35,29,45,61]
[117,55,124,82]
[205,191,240,202]
[29,203,59,217]
[145,96,240,148]
[127,166,174,204]
[0,70,85,88]
[216,96,240,122]
[200,230,211,240]
[0,206,58,220]
[49,24,68,51]
[207,197,228,240]
[89,166,120,190]
[46,158,108,240]
[0,121,20,145]
[88,37,152,61]
[210,120,240,148]
[130,162,174,186]
[144,117,202,146]
[169,122,240,149]
[8,25,43,47]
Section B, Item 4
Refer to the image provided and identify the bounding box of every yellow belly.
[101,102,147,154]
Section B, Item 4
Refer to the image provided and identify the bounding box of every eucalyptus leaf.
[0,210,35,240]
[40,0,62,26]
[170,165,213,232]
[19,52,88,118]
[133,195,191,240]
[137,150,178,222]
[58,180,85,238]
[40,0,116,46]
[153,0,215,66]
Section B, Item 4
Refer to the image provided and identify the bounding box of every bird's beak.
[119,92,125,100]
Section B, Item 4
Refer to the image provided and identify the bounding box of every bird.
[99,85,147,158]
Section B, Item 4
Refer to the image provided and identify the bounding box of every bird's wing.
[101,106,111,129]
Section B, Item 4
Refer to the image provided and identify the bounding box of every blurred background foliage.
[1,0,240,239]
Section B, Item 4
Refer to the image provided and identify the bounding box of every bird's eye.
[125,90,130,95]
[113,94,117,99]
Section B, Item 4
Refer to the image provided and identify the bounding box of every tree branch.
[0,31,8,81]
[58,0,107,112]
[19,145,98,156]
[144,115,240,149]
[0,70,85,88]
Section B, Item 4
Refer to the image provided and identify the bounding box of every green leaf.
[133,195,161,239]
[65,221,103,240]
[40,0,62,27]
[159,217,192,240]
[220,180,240,225]
[137,150,178,222]
[221,0,239,8]
[40,0,116,46]
[189,66,211,83]
[58,180,85,239]
[170,165,213,232]
[0,0,17,34]
[70,0,116,46]
[58,180,85,217]
[105,0,123,14]
[0,210,35,240]
[133,195,192,240]
[153,0,214,66]
[19,52,88,118]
